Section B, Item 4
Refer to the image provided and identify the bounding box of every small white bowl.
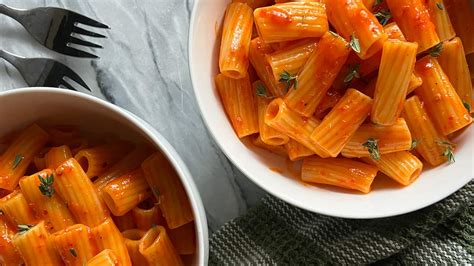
[188,0,473,218]
[0,88,209,265]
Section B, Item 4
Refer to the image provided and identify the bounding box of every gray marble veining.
[0,0,266,232]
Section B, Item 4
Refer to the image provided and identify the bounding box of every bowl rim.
[187,0,472,219]
[0,87,209,265]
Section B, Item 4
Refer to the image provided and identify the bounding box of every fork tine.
[63,46,99,59]
[60,81,78,91]
[72,26,106,38]
[69,37,103,48]
[62,68,92,91]
[71,12,110,29]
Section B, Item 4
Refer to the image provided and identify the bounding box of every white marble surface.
[0,0,266,232]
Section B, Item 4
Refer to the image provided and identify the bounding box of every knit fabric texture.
[209,181,473,265]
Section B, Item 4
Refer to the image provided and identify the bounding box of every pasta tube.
[284,32,350,117]
[444,0,474,54]
[310,89,373,157]
[141,152,194,229]
[13,221,62,266]
[0,124,49,190]
[249,38,287,97]
[74,141,132,178]
[215,74,259,138]
[402,96,449,166]
[0,217,22,265]
[52,224,98,266]
[302,157,378,193]
[91,217,132,266]
[426,0,455,42]
[86,249,119,266]
[372,40,418,125]
[55,158,108,227]
[264,99,329,157]
[94,144,151,193]
[362,151,423,186]
[252,136,288,157]
[256,84,290,146]
[0,190,37,225]
[219,2,253,79]
[438,37,473,113]
[168,222,197,255]
[113,212,136,232]
[414,57,472,135]
[132,203,164,231]
[44,145,72,170]
[102,169,152,216]
[326,0,388,59]
[139,226,183,266]
[19,169,75,232]
[285,139,315,161]
[266,38,318,82]
[122,229,148,266]
[386,0,439,52]
[341,118,412,158]
[254,2,328,43]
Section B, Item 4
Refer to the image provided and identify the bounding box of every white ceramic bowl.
[0,88,208,265]
[188,0,474,218]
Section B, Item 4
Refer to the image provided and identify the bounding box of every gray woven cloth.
[209,181,473,265]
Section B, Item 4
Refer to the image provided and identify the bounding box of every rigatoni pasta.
[372,40,418,125]
[138,226,183,266]
[414,56,472,135]
[254,2,328,43]
[215,0,472,193]
[219,2,253,79]
[0,123,195,264]
[284,31,350,117]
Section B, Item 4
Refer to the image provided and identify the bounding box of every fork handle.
[0,4,24,21]
[0,50,27,71]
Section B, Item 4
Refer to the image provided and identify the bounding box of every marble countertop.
[0,0,266,232]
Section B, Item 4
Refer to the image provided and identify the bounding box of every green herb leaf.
[374,9,392,26]
[363,138,381,160]
[69,248,78,257]
[429,43,443,57]
[17,224,34,234]
[410,139,419,150]
[256,81,272,98]
[373,0,383,8]
[437,140,455,164]
[349,33,361,54]
[38,174,55,198]
[462,100,471,113]
[436,2,444,10]
[329,30,340,38]
[152,186,161,204]
[344,64,361,84]
[279,70,298,91]
[12,154,24,170]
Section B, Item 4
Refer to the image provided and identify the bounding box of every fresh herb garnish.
[436,2,444,10]
[429,43,443,57]
[462,100,471,113]
[12,154,24,170]
[152,186,161,204]
[437,140,455,164]
[344,64,361,84]
[410,139,419,150]
[17,224,34,234]
[349,33,361,54]
[279,70,298,91]
[374,9,392,26]
[329,30,340,38]
[38,174,55,198]
[256,82,269,98]
[363,138,381,160]
[69,248,78,257]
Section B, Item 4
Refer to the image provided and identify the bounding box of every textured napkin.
[209,181,473,265]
